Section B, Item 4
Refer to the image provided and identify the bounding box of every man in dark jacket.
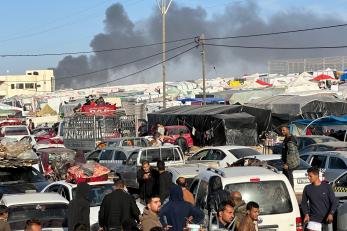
[157,161,173,203]
[137,161,158,201]
[0,205,10,231]
[99,179,140,231]
[159,185,204,231]
[207,176,230,216]
[68,182,91,231]
[281,126,300,187]
[174,132,189,154]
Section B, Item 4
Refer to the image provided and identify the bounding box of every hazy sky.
[1,0,347,87]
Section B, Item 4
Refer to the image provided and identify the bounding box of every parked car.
[330,171,347,231]
[116,146,185,189]
[42,180,144,230]
[186,146,262,167]
[299,141,347,154]
[0,125,30,141]
[163,125,194,147]
[273,135,339,153]
[105,137,149,148]
[0,193,68,231]
[0,167,49,194]
[92,147,134,171]
[236,154,315,194]
[300,151,347,181]
[190,167,301,231]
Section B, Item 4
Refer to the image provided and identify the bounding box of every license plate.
[297,178,310,184]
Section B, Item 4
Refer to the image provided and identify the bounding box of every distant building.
[0,69,55,98]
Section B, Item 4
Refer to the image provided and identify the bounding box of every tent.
[148,105,271,146]
[285,75,320,93]
[256,79,273,87]
[313,74,334,81]
[340,73,347,81]
[293,115,347,126]
[177,98,225,104]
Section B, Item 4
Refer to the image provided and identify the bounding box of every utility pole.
[200,34,207,105]
[157,0,174,109]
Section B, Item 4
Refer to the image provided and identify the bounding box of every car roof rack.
[206,167,225,177]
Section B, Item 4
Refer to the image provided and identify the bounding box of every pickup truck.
[116,145,185,189]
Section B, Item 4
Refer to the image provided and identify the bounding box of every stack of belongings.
[227,157,279,173]
[0,138,38,167]
[66,161,110,183]
[42,149,76,181]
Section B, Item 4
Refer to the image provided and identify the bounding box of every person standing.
[0,205,10,231]
[302,167,338,231]
[141,196,163,231]
[67,182,91,231]
[238,202,260,231]
[159,185,204,231]
[207,176,230,216]
[231,191,247,229]
[137,161,158,201]
[99,179,140,231]
[212,201,236,231]
[176,177,195,205]
[281,126,300,187]
[157,161,173,203]
[174,132,189,154]
[28,119,35,132]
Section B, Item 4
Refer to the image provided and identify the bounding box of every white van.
[190,166,301,231]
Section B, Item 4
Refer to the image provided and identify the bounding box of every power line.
[56,41,195,81]
[0,37,197,57]
[204,23,347,41]
[76,44,197,90]
[204,43,347,50]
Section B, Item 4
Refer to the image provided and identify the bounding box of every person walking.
[141,196,163,231]
[99,180,140,231]
[137,161,158,202]
[238,202,260,231]
[212,201,237,231]
[157,161,173,203]
[231,191,247,229]
[281,126,300,187]
[0,205,10,231]
[159,185,204,231]
[176,177,195,205]
[67,182,91,231]
[302,167,338,231]
[174,132,189,154]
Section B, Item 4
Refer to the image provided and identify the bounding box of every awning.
[293,115,347,126]
[313,74,334,81]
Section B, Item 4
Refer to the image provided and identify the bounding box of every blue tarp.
[293,115,347,126]
[177,98,225,103]
[340,73,347,81]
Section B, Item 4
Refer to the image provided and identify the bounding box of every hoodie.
[68,182,91,231]
[140,208,162,231]
[159,185,204,231]
[207,176,230,214]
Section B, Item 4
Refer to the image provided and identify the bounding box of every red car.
[164,125,194,147]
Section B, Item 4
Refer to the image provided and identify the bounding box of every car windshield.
[224,181,293,215]
[5,127,28,136]
[8,203,68,230]
[0,167,46,185]
[229,148,261,159]
[166,127,189,136]
[267,159,311,171]
[72,184,113,207]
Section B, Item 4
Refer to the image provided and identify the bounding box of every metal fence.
[268,56,347,75]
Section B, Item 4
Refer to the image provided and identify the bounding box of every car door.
[188,149,210,163]
[161,148,183,166]
[326,156,347,181]
[332,172,347,198]
[121,151,139,189]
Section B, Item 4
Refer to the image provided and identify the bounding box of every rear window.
[8,203,67,230]
[312,137,338,143]
[224,181,293,215]
[100,150,113,161]
[229,148,261,159]
[72,184,113,207]
[4,127,29,136]
[0,167,46,184]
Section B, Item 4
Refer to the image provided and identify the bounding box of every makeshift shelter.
[148,105,271,146]
[246,94,347,128]
[313,74,334,81]
[37,104,57,116]
[285,75,320,93]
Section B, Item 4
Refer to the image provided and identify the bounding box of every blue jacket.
[159,185,204,231]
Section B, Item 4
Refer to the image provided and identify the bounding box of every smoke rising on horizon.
[54,1,347,89]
